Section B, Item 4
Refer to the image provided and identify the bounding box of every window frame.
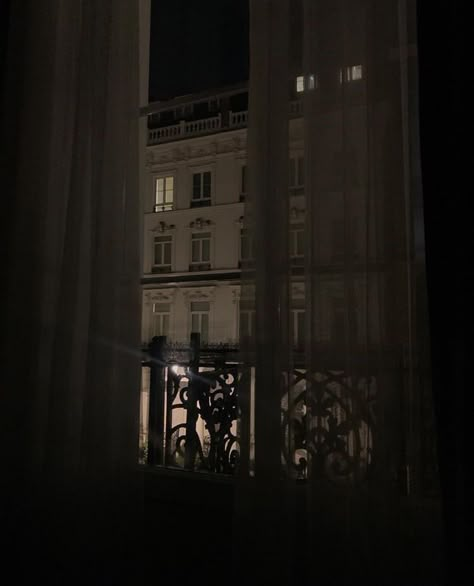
[191,169,212,207]
[153,174,175,212]
[152,234,173,273]
[189,301,211,344]
[190,231,212,270]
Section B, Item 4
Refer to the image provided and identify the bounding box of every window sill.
[152,266,172,274]
[190,199,211,208]
[189,263,211,272]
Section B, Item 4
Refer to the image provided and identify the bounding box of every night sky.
[149,0,249,102]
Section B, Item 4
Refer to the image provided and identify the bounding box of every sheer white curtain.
[0,2,142,583]
[235,1,441,585]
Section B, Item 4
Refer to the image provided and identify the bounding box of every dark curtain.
[417,3,473,586]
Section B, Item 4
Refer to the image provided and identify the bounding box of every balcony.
[147,101,303,145]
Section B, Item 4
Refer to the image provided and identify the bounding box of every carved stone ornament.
[182,287,216,302]
[152,221,175,233]
[290,207,305,221]
[143,288,175,304]
[189,217,212,229]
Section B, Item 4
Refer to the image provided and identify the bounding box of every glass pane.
[296,230,304,256]
[298,156,304,186]
[164,242,171,265]
[191,313,199,332]
[193,173,201,198]
[165,188,173,204]
[201,314,209,343]
[153,303,170,313]
[192,240,200,262]
[156,178,164,203]
[154,243,162,265]
[289,158,296,187]
[203,171,211,198]
[162,314,169,336]
[202,238,210,261]
[166,176,174,190]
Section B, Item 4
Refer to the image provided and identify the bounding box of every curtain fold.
[0,2,142,583]
[234,1,442,584]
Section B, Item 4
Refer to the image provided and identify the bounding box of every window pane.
[156,178,164,203]
[164,242,171,265]
[193,173,201,198]
[296,230,304,256]
[154,243,163,265]
[202,238,210,262]
[298,156,304,186]
[191,240,200,262]
[203,172,211,198]
[296,75,304,93]
[191,313,199,332]
[201,314,209,342]
[153,303,170,313]
[162,314,169,336]
[289,158,296,187]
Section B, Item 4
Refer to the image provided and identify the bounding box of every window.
[191,171,211,207]
[307,73,317,90]
[340,65,363,83]
[152,303,170,338]
[190,301,210,343]
[154,176,174,212]
[240,165,247,200]
[190,232,211,269]
[291,308,305,350]
[289,155,304,189]
[296,75,305,93]
[240,228,255,265]
[153,235,172,272]
[290,224,304,260]
[239,300,256,340]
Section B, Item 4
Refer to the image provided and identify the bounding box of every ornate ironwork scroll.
[281,369,376,484]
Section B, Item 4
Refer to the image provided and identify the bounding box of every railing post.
[184,332,200,470]
[147,335,166,466]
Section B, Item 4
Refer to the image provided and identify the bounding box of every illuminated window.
[153,235,172,272]
[190,301,210,343]
[152,303,170,338]
[296,75,305,93]
[191,171,211,206]
[154,176,174,212]
[307,74,317,90]
[340,65,363,83]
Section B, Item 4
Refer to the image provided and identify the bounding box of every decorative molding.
[143,288,176,304]
[290,207,305,221]
[189,217,213,230]
[182,286,216,302]
[152,221,176,233]
[291,283,305,298]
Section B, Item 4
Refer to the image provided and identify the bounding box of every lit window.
[307,74,317,90]
[190,301,210,343]
[152,303,170,338]
[289,155,304,188]
[153,235,172,272]
[154,176,174,212]
[191,171,211,206]
[290,224,304,259]
[296,75,305,93]
[341,65,363,83]
[191,232,211,267]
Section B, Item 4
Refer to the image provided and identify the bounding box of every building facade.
[142,82,306,348]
